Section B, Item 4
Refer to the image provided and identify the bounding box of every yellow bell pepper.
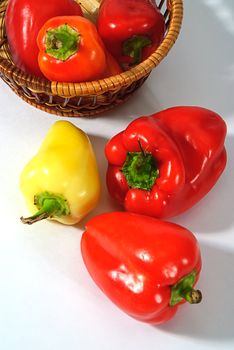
[20,120,100,225]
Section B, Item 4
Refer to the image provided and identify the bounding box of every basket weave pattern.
[0,0,183,117]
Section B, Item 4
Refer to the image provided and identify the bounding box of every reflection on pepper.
[81,212,202,324]
[105,106,227,219]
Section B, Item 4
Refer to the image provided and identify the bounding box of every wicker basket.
[0,0,183,117]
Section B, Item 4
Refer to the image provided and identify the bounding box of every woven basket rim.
[0,0,183,97]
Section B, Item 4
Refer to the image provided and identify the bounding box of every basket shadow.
[156,243,234,341]
[94,82,163,122]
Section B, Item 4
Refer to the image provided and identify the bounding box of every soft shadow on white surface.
[87,83,163,122]
[29,239,234,343]
[157,243,234,341]
[144,0,233,117]
[203,0,234,36]
[78,134,123,228]
[17,134,122,287]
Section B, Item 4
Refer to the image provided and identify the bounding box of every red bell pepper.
[105,106,227,218]
[37,16,107,82]
[101,51,123,78]
[81,212,202,324]
[5,0,83,77]
[97,0,165,67]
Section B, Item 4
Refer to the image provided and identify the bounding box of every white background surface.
[0,0,234,349]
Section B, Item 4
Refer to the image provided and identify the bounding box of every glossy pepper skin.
[97,0,165,67]
[81,212,202,324]
[5,0,83,77]
[20,121,100,225]
[37,16,107,82]
[105,106,227,219]
[101,51,123,78]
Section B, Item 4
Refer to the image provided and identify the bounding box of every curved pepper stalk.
[20,192,70,224]
[170,270,202,306]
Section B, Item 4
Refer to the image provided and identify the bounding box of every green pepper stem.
[121,140,158,191]
[170,270,202,306]
[20,192,70,225]
[181,288,202,304]
[122,35,152,65]
[45,24,80,61]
